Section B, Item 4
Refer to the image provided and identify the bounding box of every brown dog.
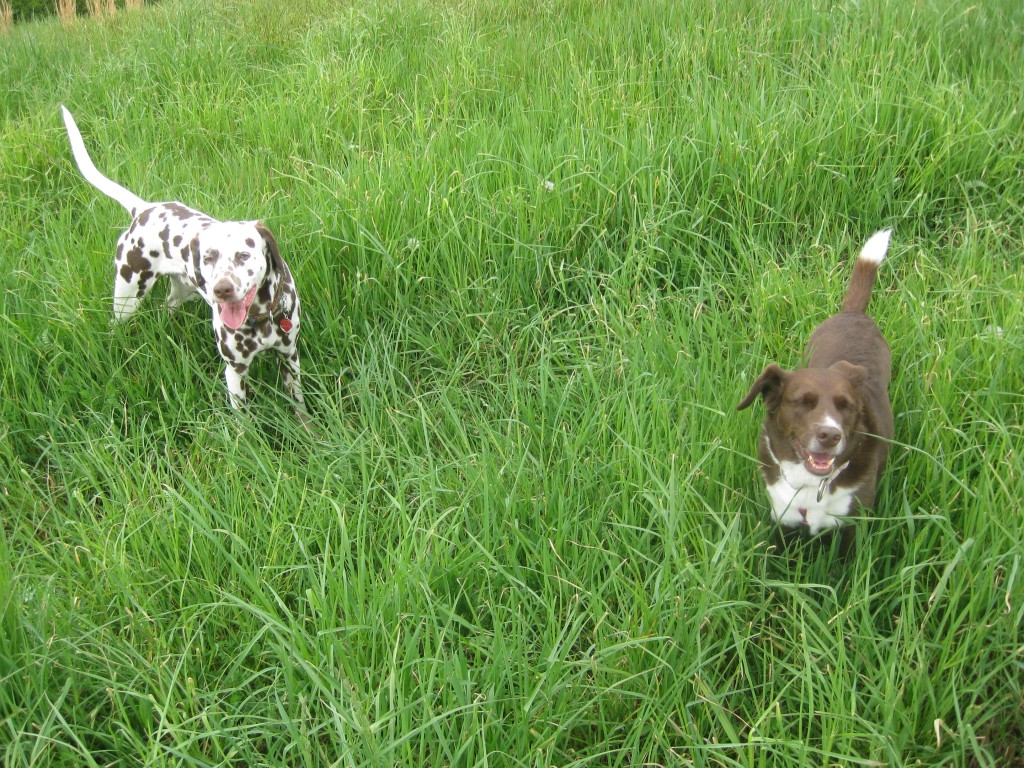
[737,230,893,548]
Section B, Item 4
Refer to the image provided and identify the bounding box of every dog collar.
[816,461,850,502]
[765,435,850,503]
[244,272,286,327]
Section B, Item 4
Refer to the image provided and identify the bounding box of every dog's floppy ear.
[255,222,287,275]
[737,363,788,412]
[188,235,207,290]
[831,361,867,386]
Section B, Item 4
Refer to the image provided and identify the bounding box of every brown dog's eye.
[834,397,852,410]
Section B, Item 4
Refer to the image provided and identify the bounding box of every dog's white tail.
[858,228,892,265]
[841,228,892,313]
[61,105,148,215]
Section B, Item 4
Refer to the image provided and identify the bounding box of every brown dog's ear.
[736,364,788,412]
[255,222,287,275]
[831,361,867,386]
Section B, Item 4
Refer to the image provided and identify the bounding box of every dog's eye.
[791,394,816,408]
[202,249,220,266]
[234,251,251,266]
[834,397,852,410]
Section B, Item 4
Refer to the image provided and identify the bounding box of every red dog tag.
[279,318,293,333]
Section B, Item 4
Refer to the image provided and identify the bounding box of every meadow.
[1,0,1022,765]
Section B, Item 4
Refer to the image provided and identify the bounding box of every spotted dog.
[61,106,306,416]
[736,230,894,551]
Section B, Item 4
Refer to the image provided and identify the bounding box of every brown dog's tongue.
[805,452,835,476]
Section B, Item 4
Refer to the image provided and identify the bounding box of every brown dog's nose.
[817,425,842,448]
[212,279,235,300]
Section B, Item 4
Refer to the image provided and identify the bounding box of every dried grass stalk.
[0,2,13,35]
[55,0,76,26]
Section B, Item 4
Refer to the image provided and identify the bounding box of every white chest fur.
[764,459,858,535]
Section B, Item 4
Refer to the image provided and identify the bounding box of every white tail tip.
[60,104,80,136]
[60,104,148,214]
[859,228,892,264]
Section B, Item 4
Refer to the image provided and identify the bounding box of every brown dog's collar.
[816,461,850,501]
[765,433,850,502]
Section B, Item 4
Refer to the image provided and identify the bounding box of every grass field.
[2,0,1023,765]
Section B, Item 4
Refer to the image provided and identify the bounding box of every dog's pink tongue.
[218,285,258,331]
[806,452,835,475]
[219,301,248,330]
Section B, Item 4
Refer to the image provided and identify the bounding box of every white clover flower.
[543,180,555,191]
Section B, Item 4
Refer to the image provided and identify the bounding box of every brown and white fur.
[61,106,306,415]
[737,230,893,547]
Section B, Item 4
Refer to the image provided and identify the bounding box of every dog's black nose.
[817,425,842,448]
[212,279,235,300]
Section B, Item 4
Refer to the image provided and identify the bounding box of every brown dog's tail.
[842,229,892,313]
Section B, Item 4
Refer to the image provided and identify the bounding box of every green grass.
[2,0,1023,765]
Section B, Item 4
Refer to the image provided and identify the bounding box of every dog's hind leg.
[112,234,159,321]
[112,266,155,321]
[166,275,199,312]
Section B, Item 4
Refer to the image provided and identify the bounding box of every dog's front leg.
[224,362,250,409]
[277,348,312,428]
[278,350,304,405]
